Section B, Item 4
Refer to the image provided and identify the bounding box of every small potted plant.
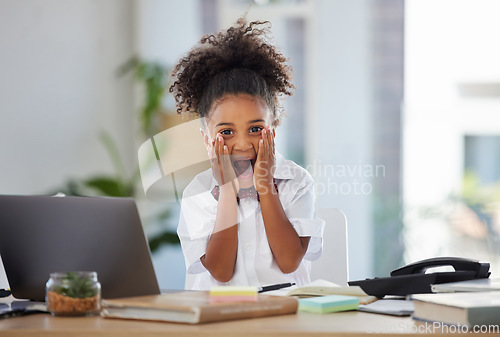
[46,271,101,316]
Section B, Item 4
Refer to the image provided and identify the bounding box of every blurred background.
[1,0,499,289]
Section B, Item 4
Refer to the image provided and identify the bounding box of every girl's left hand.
[253,127,276,194]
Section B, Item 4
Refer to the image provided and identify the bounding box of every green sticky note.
[299,295,359,314]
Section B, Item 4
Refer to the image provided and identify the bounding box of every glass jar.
[46,271,101,316]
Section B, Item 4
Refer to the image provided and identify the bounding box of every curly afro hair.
[169,18,294,126]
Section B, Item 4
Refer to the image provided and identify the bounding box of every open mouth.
[232,159,254,178]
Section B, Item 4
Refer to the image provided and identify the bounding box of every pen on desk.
[258,283,296,293]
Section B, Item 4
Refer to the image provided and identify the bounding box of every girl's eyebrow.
[215,119,265,127]
[248,119,265,124]
[215,122,233,127]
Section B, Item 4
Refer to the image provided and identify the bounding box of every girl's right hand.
[210,134,239,193]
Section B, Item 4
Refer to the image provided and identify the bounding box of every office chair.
[310,208,349,286]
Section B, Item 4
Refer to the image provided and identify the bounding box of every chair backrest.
[310,208,349,286]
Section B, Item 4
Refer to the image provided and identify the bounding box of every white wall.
[135,0,201,65]
[311,0,374,281]
[134,0,202,290]
[0,0,135,195]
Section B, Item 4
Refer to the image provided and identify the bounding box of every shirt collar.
[273,151,294,180]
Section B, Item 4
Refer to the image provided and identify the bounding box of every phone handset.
[390,256,490,278]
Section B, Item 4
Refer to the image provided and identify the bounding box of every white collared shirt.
[177,152,325,290]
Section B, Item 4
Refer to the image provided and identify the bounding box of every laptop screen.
[0,195,160,301]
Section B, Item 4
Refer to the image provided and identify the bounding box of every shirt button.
[244,243,252,250]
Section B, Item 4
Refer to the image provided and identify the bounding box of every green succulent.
[52,272,98,299]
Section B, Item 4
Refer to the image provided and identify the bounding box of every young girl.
[170,19,324,290]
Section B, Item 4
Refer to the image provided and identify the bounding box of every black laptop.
[0,195,160,301]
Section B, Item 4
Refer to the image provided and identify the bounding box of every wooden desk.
[1,310,498,337]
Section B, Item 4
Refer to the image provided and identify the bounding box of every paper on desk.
[285,279,378,304]
[358,299,414,316]
[431,278,500,293]
[260,280,335,296]
[265,280,334,297]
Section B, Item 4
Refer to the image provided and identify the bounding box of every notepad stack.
[411,291,500,327]
[209,286,258,303]
[298,295,359,314]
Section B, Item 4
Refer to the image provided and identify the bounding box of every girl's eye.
[219,129,233,136]
[249,126,263,133]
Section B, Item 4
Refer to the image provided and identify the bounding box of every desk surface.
[1,310,498,337]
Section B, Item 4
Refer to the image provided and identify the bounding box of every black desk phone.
[348,257,490,298]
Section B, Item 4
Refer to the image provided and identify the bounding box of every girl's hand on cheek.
[211,135,239,193]
[253,127,276,194]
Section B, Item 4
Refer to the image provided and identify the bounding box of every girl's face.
[202,94,274,187]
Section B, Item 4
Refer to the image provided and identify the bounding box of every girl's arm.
[259,191,311,273]
[255,128,310,274]
[201,184,238,282]
[200,135,239,282]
